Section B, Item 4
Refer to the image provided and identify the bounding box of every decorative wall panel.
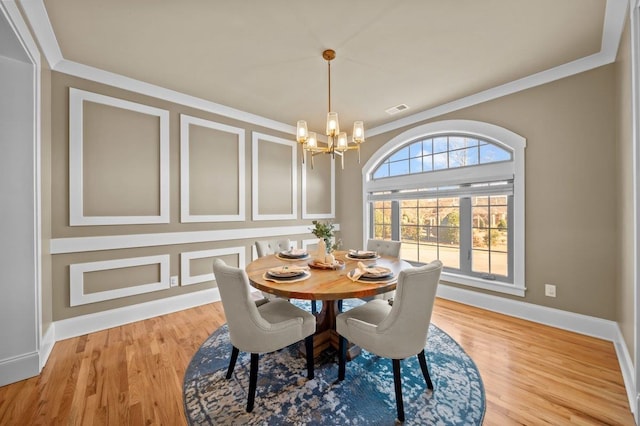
[180,114,245,222]
[302,152,335,218]
[180,246,245,286]
[69,254,170,306]
[252,132,297,220]
[69,88,169,225]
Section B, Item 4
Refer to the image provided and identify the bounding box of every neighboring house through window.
[362,120,526,296]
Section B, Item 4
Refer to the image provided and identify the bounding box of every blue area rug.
[183,300,485,425]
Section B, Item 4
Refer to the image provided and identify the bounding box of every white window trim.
[363,119,526,296]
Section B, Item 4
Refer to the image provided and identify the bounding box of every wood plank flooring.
[0,298,634,425]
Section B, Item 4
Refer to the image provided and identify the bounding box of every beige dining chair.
[213,258,316,413]
[255,239,290,301]
[366,238,402,303]
[255,239,318,314]
[336,259,443,422]
[255,239,291,258]
[366,239,402,258]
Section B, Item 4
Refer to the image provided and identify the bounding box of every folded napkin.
[349,262,392,281]
[312,260,337,268]
[283,248,308,256]
[268,265,309,276]
[348,249,377,257]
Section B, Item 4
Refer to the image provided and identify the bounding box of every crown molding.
[17,0,628,137]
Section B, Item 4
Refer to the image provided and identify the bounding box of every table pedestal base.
[299,299,361,360]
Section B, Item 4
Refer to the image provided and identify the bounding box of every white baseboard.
[0,351,40,387]
[611,325,637,417]
[437,283,636,415]
[39,323,55,370]
[54,287,221,341]
[436,284,620,340]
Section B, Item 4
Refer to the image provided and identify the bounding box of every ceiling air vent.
[385,104,409,115]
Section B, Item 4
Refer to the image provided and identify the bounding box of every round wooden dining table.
[245,250,411,359]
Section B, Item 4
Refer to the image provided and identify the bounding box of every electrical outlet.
[170,275,179,287]
[544,284,556,298]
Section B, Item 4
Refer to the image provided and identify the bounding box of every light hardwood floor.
[0,298,634,425]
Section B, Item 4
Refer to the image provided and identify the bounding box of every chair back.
[255,239,291,258]
[366,239,402,258]
[376,260,443,358]
[212,259,271,351]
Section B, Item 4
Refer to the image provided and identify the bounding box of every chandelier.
[296,49,365,169]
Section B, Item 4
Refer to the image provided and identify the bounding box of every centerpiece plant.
[310,220,341,253]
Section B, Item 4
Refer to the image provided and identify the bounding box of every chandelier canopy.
[296,49,365,169]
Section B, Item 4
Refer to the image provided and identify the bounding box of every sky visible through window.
[373,136,512,179]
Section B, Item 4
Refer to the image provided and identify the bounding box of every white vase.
[315,239,326,263]
[325,253,335,265]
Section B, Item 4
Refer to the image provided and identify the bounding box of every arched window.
[363,120,526,296]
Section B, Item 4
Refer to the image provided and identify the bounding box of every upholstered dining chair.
[212,258,316,413]
[366,238,402,258]
[255,239,291,258]
[254,239,291,302]
[336,259,443,422]
[366,239,402,302]
[255,239,318,314]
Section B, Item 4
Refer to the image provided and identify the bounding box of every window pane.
[472,248,489,273]
[449,147,478,168]
[480,143,511,163]
[448,136,467,150]
[433,152,447,170]
[389,160,409,176]
[439,244,460,269]
[401,199,417,208]
[463,147,479,166]
[422,139,433,155]
[409,141,423,158]
[373,164,389,179]
[410,157,423,173]
[418,244,439,264]
[423,155,433,171]
[433,137,448,153]
[490,196,508,206]
[471,195,509,278]
[390,146,409,162]
[490,251,508,276]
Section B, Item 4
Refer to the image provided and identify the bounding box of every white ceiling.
[26,0,626,135]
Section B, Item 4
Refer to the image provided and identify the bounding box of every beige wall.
[338,65,618,320]
[49,71,332,321]
[615,16,634,359]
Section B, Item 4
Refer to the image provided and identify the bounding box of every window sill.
[440,271,526,297]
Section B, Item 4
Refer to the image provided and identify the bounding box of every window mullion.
[459,197,472,274]
[391,200,400,241]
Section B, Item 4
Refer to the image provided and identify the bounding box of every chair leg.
[226,346,239,379]
[417,350,434,390]
[337,299,343,312]
[311,300,317,314]
[338,336,347,381]
[305,335,314,380]
[247,353,259,413]
[392,359,405,422]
